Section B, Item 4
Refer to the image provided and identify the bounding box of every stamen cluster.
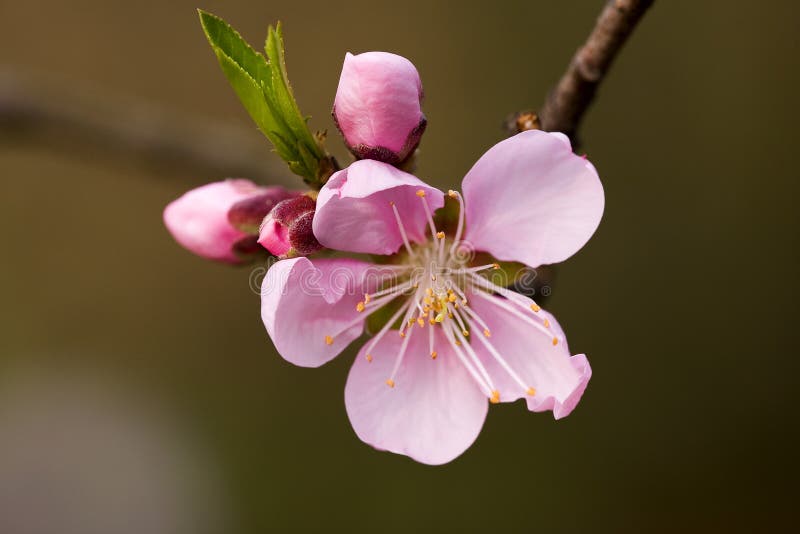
[344,190,558,402]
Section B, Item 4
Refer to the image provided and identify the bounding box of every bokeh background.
[1,1,798,532]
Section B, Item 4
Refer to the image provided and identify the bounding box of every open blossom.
[164,180,298,263]
[261,130,604,464]
[333,51,426,165]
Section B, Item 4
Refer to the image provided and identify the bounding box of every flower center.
[338,189,558,402]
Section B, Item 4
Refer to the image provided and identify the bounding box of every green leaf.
[198,11,328,185]
[296,139,320,180]
[265,24,324,162]
[199,11,271,86]
[198,11,281,136]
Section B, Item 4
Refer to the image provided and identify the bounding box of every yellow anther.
[453,303,459,309]
[455,340,462,346]
[492,263,500,270]
[417,317,425,328]
[436,231,445,239]
[462,330,469,337]
[356,301,365,312]
[448,293,457,302]
[527,387,537,396]
[423,296,433,305]
[483,329,491,337]
[429,318,436,325]
[448,189,457,198]
[399,331,406,338]
[543,318,551,328]
[448,312,454,319]
[325,335,334,345]
[408,318,415,326]
[364,294,371,303]
[552,337,559,346]
[386,379,395,388]
[366,354,373,362]
[430,351,438,359]
[425,288,433,297]
[434,313,445,323]
[490,390,500,404]
[416,189,426,197]
[530,303,541,313]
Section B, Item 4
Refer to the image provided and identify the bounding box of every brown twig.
[0,69,293,186]
[509,0,654,146]
[508,1,653,300]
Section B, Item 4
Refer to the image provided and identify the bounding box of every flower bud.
[163,179,297,263]
[258,195,323,258]
[333,52,426,165]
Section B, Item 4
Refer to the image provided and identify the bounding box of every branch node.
[504,110,542,135]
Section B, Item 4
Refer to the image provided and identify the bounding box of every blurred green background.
[1,1,798,532]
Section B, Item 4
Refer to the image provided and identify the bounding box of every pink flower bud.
[163,179,297,263]
[333,52,426,165]
[258,195,322,258]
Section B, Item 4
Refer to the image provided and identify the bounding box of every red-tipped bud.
[227,189,299,233]
[258,195,323,258]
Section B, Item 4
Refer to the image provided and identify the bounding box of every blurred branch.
[0,68,293,185]
[507,0,654,147]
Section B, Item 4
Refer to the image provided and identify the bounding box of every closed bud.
[163,179,297,264]
[227,189,300,233]
[333,52,426,165]
[258,195,323,258]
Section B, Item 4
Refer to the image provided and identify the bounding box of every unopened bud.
[227,188,299,233]
[258,195,323,258]
[163,179,297,264]
[332,52,426,165]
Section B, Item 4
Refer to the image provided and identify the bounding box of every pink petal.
[462,130,604,268]
[163,179,263,263]
[258,217,291,257]
[333,52,425,162]
[261,257,375,367]
[313,160,444,255]
[468,292,592,419]
[345,327,488,465]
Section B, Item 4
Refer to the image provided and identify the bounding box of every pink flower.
[164,179,297,263]
[258,195,323,258]
[260,130,604,465]
[333,52,426,165]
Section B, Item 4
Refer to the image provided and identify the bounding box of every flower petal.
[468,291,592,419]
[345,327,488,465]
[462,130,604,268]
[260,257,376,367]
[313,160,444,255]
